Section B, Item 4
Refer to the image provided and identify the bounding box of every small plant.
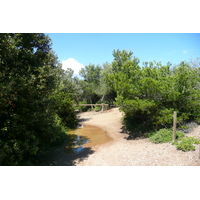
[94,105,101,112]
[176,136,200,152]
[149,129,172,143]
[176,137,195,151]
[87,108,92,112]
[176,131,185,140]
[149,129,185,144]
[149,128,200,152]
[75,101,92,112]
[146,131,156,138]
[172,141,179,146]
[190,137,200,144]
[179,125,189,130]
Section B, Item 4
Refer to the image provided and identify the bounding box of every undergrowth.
[149,129,184,144]
[148,128,200,152]
[176,136,200,152]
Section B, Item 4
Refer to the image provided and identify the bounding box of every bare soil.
[76,108,200,166]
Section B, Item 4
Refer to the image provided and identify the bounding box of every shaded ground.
[39,136,95,166]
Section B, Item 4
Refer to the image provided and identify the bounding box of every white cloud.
[168,50,177,55]
[182,49,192,54]
[62,58,84,76]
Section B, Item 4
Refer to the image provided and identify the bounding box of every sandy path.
[76,108,200,166]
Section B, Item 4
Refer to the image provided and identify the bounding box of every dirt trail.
[76,108,200,166]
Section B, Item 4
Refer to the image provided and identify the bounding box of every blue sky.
[46,33,200,76]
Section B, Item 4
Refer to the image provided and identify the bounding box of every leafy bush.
[146,131,156,138]
[122,113,154,137]
[75,101,89,112]
[149,129,185,144]
[149,129,172,143]
[56,92,77,129]
[176,136,200,152]
[176,131,185,140]
[149,128,200,153]
[94,105,101,112]
[192,137,200,144]
[112,51,200,134]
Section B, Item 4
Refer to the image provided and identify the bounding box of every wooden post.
[101,103,104,113]
[173,111,177,142]
[199,144,200,159]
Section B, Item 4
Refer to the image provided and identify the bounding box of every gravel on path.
[76,108,200,166]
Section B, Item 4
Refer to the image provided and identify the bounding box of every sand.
[76,108,200,166]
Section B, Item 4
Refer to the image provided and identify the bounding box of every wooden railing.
[74,103,109,112]
[76,104,109,106]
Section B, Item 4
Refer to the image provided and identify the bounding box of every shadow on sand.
[120,125,146,140]
[77,116,91,123]
[39,135,95,166]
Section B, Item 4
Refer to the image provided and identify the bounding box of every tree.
[79,64,102,106]
[60,67,81,103]
[0,33,76,165]
[110,49,200,135]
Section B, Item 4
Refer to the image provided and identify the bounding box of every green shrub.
[189,137,200,144]
[56,92,77,129]
[94,105,101,112]
[75,101,89,112]
[146,131,156,138]
[175,136,200,152]
[149,129,172,143]
[149,129,185,144]
[122,115,154,137]
[172,141,179,146]
[176,131,185,140]
[176,137,198,152]
[179,125,189,130]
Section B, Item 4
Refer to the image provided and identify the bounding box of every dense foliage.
[0,33,77,165]
[76,63,116,109]
[72,49,200,136]
[109,50,200,135]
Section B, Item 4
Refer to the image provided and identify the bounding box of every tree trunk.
[101,93,105,103]
[90,98,93,110]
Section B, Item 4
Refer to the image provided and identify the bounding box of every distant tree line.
[74,49,200,135]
